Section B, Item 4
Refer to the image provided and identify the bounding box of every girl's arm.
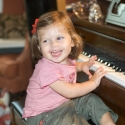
[49,67,107,98]
[50,80,96,99]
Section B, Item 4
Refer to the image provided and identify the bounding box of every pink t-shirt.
[22,58,76,118]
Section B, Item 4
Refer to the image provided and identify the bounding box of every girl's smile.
[51,50,62,57]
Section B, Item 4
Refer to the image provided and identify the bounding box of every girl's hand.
[89,66,107,87]
[81,55,97,78]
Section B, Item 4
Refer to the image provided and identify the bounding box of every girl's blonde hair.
[31,11,83,63]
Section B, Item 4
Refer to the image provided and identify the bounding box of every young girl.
[22,11,118,125]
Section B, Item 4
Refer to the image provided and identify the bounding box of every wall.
[56,0,66,12]
[56,0,79,12]
[3,0,24,15]
[0,0,27,39]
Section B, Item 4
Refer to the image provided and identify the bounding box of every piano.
[70,1,125,124]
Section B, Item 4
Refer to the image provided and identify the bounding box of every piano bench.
[11,99,95,125]
[11,99,26,125]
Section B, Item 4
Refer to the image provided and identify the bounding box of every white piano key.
[77,54,125,88]
[109,72,125,78]
[78,54,115,72]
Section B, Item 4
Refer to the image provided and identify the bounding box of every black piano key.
[97,56,118,63]
[82,52,103,57]
[116,65,125,69]
[104,61,125,69]
[84,43,125,76]
[112,62,125,69]
[115,65,125,72]
[103,60,120,64]
[114,63,125,68]
[98,56,117,60]
[115,68,125,72]
[84,44,125,73]
[83,50,101,55]
[105,62,116,67]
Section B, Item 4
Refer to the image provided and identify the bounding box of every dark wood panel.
[77,71,125,125]
[94,77,125,111]
[97,93,125,125]
[94,77,125,125]
[75,26,125,60]
[71,17,125,41]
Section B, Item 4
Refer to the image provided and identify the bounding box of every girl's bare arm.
[49,67,106,98]
[50,79,96,98]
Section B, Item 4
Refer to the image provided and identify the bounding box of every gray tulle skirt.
[26,93,118,125]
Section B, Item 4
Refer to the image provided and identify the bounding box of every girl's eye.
[57,36,64,40]
[43,40,49,43]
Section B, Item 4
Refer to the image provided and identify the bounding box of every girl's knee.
[86,93,101,103]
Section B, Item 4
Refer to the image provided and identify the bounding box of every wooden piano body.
[71,1,125,124]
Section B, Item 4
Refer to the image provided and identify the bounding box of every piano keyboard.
[77,54,125,88]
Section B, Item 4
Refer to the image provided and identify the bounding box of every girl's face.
[38,24,74,65]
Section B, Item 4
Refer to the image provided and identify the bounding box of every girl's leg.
[100,112,116,125]
[73,93,118,125]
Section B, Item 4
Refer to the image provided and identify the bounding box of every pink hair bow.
[31,18,39,34]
